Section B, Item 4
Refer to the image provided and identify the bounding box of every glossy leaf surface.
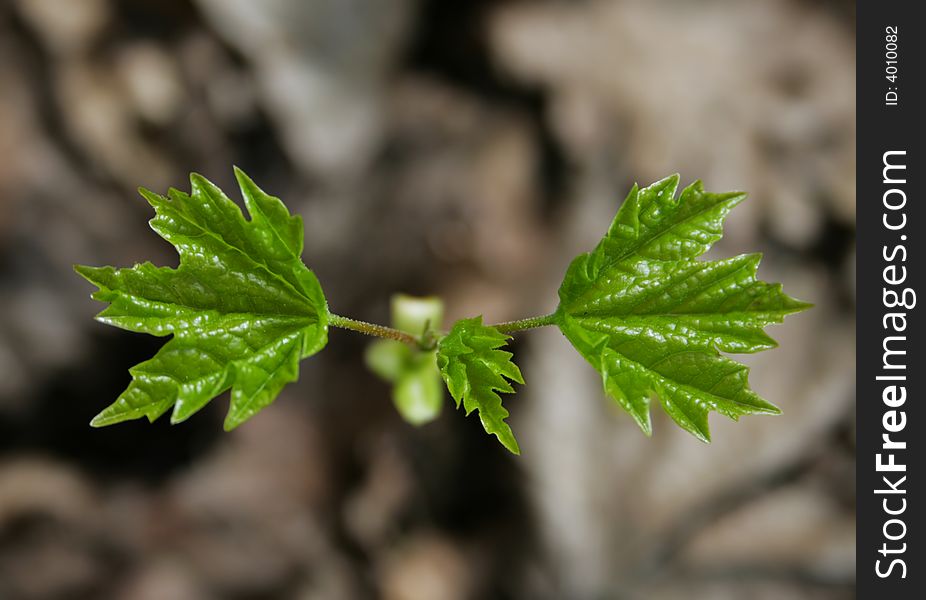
[556,175,810,441]
[436,317,524,454]
[76,168,328,430]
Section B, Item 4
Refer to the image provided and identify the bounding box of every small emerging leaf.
[364,294,445,426]
[436,317,524,454]
[365,338,410,383]
[555,175,810,441]
[394,352,444,425]
[76,168,328,430]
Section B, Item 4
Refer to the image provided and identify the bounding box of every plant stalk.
[491,313,558,334]
[329,311,558,346]
[328,313,419,346]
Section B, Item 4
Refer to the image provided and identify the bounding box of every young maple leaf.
[75,168,328,430]
[436,317,524,454]
[555,174,810,441]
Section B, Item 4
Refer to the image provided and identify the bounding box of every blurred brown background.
[0,0,855,599]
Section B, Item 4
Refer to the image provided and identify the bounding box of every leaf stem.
[329,311,558,346]
[328,313,419,346]
[491,313,558,334]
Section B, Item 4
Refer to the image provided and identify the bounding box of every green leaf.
[75,168,328,430]
[556,175,810,441]
[365,339,410,383]
[366,340,444,425]
[436,317,524,454]
[394,351,444,425]
[364,295,444,426]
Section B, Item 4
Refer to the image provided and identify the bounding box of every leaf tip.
[687,420,712,443]
[789,298,815,313]
[73,264,112,289]
[137,186,167,207]
[637,416,653,437]
[717,186,748,207]
[232,165,254,190]
[223,402,250,431]
[496,430,521,455]
[188,172,214,194]
[647,173,682,200]
[89,407,122,428]
[757,398,783,415]
[73,264,94,281]
[222,416,243,432]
